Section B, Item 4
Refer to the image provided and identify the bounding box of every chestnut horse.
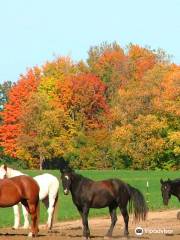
[0,164,59,230]
[0,175,39,237]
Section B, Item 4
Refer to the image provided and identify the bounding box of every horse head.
[59,160,73,195]
[160,178,172,205]
[0,164,8,179]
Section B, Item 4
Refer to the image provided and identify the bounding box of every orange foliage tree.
[87,42,128,102]
[0,69,40,157]
[56,73,109,129]
[0,43,179,170]
[127,44,157,80]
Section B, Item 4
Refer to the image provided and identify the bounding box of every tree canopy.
[0,43,179,170]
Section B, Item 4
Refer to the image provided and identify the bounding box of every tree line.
[0,42,179,170]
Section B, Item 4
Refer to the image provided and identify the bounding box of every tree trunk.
[39,154,45,170]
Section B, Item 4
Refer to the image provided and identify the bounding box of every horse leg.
[13,204,20,229]
[42,194,57,231]
[23,200,39,237]
[21,204,30,229]
[105,206,117,238]
[42,196,49,230]
[78,206,90,239]
[83,207,90,240]
[119,206,129,236]
[47,194,59,231]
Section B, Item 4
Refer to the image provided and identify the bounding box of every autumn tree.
[38,57,78,98]
[55,72,110,169]
[127,44,158,81]
[111,115,167,169]
[0,42,179,170]
[87,42,128,103]
[111,64,169,126]
[154,65,180,120]
[56,73,109,129]
[0,69,40,157]
[16,93,77,169]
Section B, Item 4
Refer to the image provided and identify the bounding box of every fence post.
[146,180,150,205]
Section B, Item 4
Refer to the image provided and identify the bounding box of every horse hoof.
[123,232,129,237]
[28,232,33,237]
[28,232,38,238]
[45,224,52,231]
[22,225,29,229]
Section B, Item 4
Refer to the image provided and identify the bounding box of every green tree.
[0,81,13,111]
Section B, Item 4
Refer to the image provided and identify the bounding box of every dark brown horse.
[60,167,147,239]
[0,175,39,237]
[160,178,180,205]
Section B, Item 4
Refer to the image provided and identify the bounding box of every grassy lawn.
[0,169,179,227]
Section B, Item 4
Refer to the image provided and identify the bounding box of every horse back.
[0,175,39,207]
[34,173,59,200]
[92,179,128,195]
[11,175,39,200]
[171,179,180,200]
[75,178,128,208]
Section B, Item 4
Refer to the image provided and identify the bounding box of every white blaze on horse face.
[64,175,70,194]
[64,175,69,180]
[64,189,68,194]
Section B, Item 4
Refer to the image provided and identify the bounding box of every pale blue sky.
[0,0,179,83]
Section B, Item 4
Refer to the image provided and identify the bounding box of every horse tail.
[127,184,148,221]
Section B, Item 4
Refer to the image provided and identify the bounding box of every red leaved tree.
[0,68,40,157]
[56,73,109,129]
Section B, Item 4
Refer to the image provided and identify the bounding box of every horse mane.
[169,178,180,185]
[5,165,25,177]
[71,171,93,183]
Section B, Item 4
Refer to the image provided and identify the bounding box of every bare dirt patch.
[0,210,179,239]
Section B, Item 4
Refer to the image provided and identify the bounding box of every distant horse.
[0,164,59,230]
[60,167,147,239]
[0,175,39,237]
[160,178,180,205]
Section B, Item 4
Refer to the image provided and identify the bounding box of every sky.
[0,0,180,83]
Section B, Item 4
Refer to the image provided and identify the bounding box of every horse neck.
[6,168,24,178]
[70,172,91,193]
[171,182,180,199]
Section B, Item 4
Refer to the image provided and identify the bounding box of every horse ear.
[67,166,74,173]
[160,178,163,184]
[59,159,73,174]
[59,159,68,172]
[59,168,65,174]
[60,166,73,174]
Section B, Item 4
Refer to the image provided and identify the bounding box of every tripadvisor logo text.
[135,227,144,236]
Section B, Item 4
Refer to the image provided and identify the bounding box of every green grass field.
[0,169,179,227]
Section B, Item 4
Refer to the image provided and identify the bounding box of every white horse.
[0,164,59,230]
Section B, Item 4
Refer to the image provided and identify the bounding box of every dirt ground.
[0,209,179,239]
